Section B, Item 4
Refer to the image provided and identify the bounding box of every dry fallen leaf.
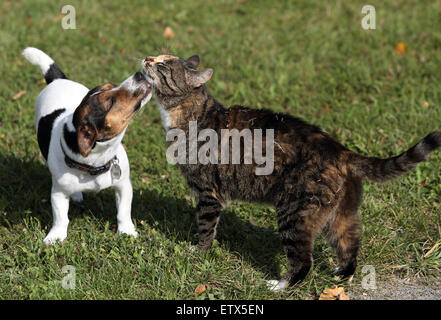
[52,13,66,22]
[424,241,441,258]
[12,90,26,100]
[395,42,407,55]
[316,104,331,118]
[319,286,350,300]
[423,101,429,108]
[141,175,151,185]
[194,284,207,297]
[187,26,196,34]
[3,1,12,10]
[163,26,175,39]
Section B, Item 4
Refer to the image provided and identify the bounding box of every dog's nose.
[134,72,145,82]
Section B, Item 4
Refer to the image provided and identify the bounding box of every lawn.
[0,0,440,299]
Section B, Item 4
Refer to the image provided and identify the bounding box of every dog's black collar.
[60,142,116,176]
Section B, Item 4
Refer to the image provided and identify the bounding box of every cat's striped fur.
[142,54,441,286]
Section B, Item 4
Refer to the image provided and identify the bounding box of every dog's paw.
[266,279,289,292]
[70,192,83,203]
[43,229,67,245]
[117,224,138,238]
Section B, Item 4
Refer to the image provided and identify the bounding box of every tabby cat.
[141,54,441,289]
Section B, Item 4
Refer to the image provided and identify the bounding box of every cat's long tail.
[348,131,441,182]
[22,47,67,84]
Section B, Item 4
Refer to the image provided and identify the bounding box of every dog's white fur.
[23,47,151,245]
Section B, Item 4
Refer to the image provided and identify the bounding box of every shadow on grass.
[0,152,282,278]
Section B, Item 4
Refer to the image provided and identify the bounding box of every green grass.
[1,0,441,299]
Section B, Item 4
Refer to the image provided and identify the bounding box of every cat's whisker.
[274,141,285,153]
[128,56,144,62]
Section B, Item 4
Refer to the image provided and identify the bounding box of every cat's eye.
[156,63,169,71]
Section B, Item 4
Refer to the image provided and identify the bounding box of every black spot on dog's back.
[63,123,80,154]
[37,109,65,160]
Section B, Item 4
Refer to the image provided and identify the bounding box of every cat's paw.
[70,192,83,203]
[43,228,67,245]
[266,279,289,292]
[333,267,354,283]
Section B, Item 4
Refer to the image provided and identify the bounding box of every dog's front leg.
[114,178,138,237]
[44,187,70,245]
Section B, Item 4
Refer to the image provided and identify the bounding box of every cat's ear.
[186,55,200,68]
[186,68,213,87]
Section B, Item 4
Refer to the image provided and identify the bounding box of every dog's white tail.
[22,47,67,84]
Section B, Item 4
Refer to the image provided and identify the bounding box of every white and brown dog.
[23,47,152,245]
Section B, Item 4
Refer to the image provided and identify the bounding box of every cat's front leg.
[195,190,224,251]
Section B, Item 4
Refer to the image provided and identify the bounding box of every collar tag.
[111,158,121,181]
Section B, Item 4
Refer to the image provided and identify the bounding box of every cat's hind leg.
[324,177,362,281]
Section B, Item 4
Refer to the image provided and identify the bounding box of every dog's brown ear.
[98,83,117,91]
[77,123,98,157]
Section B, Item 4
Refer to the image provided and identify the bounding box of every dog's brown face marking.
[73,82,148,157]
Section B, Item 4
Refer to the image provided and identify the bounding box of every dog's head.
[73,72,152,157]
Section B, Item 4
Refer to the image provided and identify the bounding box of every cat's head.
[141,54,213,99]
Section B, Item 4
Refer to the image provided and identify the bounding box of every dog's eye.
[104,124,111,131]
[108,96,116,109]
